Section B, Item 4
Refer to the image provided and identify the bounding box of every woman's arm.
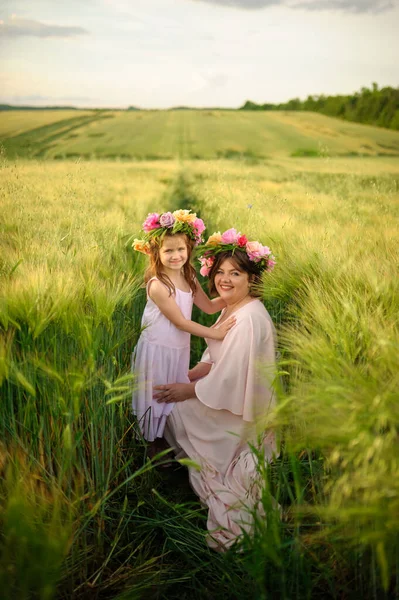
[193,281,226,314]
[188,361,212,382]
[149,280,234,340]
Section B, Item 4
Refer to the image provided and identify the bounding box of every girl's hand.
[213,316,236,340]
[154,382,195,404]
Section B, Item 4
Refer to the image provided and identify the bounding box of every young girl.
[131,209,235,444]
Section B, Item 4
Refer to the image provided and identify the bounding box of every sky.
[0,0,398,108]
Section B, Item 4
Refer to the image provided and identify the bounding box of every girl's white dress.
[132,277,193,441]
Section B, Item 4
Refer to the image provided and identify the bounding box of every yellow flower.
[172,209,197,223]
[206,232,222,246]
[132,239,150,254]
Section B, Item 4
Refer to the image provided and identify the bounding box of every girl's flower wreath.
[132,209,206,254]
[196,228,276,277]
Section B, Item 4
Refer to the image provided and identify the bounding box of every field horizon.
[2,109,399,162]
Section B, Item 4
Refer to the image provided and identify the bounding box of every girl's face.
[214,258,251,305]
[159,234,188,273]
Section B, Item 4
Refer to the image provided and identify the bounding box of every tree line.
[240,83,399,130]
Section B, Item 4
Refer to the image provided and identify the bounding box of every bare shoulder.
[148,279,170,301]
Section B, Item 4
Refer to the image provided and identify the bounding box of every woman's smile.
[214,258,250,305]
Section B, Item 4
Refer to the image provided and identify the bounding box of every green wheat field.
[1,110,398,599]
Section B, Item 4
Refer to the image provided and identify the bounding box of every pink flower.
[221,228,240,244]
[142,212,160,232]
[267,258,276,271]
[246,240,264,262]
[237,234,248,247]
[199,256,214,277]
[246,241,274,263]
[193,217,206,235]
[159,212,175,228]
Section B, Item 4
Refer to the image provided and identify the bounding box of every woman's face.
[214,258,251,305]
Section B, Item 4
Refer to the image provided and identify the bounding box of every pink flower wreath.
[197,228,276,277]
[132,209,206,254]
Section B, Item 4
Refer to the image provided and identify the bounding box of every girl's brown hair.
[144,231,197,295]
[208,249,264,297]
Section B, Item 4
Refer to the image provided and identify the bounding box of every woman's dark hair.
[208,249,264,297]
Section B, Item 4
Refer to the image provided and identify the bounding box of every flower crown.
[197,228,276,277]
[132,209,206,254]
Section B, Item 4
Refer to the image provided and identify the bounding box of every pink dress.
[164,299,277,550]
[132,277,193,442]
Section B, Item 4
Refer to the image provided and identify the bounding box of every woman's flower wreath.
[197,228,276,277]
[132,209,206,254]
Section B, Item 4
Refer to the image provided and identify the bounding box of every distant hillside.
[240,84,399,131]
[2,109,399,160]
[3,83,397,131]
[0,104,79,111]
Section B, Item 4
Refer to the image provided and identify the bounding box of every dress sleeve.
[195,306,276,422]
[200,347,213,364]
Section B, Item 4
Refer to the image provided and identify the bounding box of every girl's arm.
[193,280,226,314]
[149,280,235,341]
[188,361,212,382]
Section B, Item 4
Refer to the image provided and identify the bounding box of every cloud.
[0,94,98,108]
[7,95,94,103]
[206,72,229,87]
[294,0,397,12]
[0,16,89,38]
[190,0,398,12]
[191,0,280,8]
[188,70,228,94]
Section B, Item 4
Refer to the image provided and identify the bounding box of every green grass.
[0,110,92,139]
[2,109,399,160]
[0,116,398,599]
[190,156,399,592]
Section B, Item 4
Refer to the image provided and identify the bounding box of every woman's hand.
[153,382,196,404]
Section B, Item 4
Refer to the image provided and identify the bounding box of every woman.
[154,228,278,551]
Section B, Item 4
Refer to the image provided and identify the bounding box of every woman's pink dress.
[164,299,277,550]
[132,277,193,442]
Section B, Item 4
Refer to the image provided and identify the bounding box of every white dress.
[132,277,193,442]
